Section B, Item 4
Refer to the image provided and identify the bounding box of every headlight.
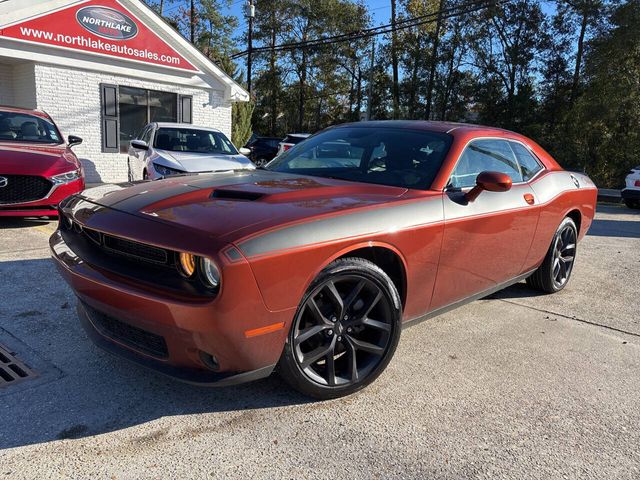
[153,163,184,177]
[178,252,196,277]
[51,169,81,184]
[200,258,220,289]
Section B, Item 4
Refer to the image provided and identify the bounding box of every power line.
[231,0,507,59]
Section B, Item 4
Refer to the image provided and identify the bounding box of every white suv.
[622,166,640,209]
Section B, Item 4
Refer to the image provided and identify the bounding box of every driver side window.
[449,139,523,189]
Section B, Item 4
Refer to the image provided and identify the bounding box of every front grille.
[59,215,218,297]
[86,304,169,358]
[0,174,52,204]
[103,233,168,264]
[68,222,171,266]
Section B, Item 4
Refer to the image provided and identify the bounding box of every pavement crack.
[496,298,640,339]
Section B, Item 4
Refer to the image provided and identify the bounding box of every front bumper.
[78,302,276,386]
[621,188,640,200]
[0,178,84,216]
[50,216,294,386]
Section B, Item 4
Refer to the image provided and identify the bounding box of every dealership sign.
[0,0,198,71]
[76,6,139,40]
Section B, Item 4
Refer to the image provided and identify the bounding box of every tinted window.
[268,127,452,189]
[154,127,238,155]
[449,139,523,189]
[0,111,62,144]
[509,142,543,181]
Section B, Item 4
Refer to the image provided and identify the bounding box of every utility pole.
[190,0,195,44]
[390,0,399,119]
[366,38,375,121]
[425,0,445,120]
[247,0,255,95]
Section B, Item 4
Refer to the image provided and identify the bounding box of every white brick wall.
[33,63,232,183]
[0,63,14,105]
[12,63,36,109]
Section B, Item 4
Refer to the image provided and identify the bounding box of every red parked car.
[0,106,84,217]
[51,121,597,399]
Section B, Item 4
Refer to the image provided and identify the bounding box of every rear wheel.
[527,217,578,293]
[624,198,640,209]
[278,258,401,399]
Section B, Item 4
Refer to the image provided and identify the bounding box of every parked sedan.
[622,165,640,209]
[127,123,254,180]
[0,106,84,217]
[244,136,282,167]
[51,120,597,399]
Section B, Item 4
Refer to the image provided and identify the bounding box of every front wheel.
[278,258,402,399]
[527,217,578,293]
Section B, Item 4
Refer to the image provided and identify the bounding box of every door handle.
[524,193,535,205]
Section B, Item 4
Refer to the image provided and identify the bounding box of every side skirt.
[402,270,536,330]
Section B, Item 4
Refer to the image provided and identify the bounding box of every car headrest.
[156,134,171,150]
[21,122,39,137]
[186,135,202,150]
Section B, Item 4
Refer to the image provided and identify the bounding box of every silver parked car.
[127,122,254,180]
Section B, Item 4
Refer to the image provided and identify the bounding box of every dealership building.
[0,0,249,182]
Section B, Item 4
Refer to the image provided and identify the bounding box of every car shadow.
[0,218,55,229]
[587,204,640,238]
[0,257,311,450]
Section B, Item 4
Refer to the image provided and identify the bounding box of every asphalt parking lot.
[0,204,639,479]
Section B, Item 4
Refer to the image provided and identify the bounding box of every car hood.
[78,171,409,242]
[154,149,254,173]
[0,142,79,176]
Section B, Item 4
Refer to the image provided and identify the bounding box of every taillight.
[283,144,291,152]
[635,180,640,187]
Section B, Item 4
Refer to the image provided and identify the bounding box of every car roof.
[0,105,52,120]
[154,122,222,133]
[334,120,517,136]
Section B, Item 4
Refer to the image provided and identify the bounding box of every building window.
[100,84,192,154]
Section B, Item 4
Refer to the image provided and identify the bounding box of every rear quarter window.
[509,142,544,181]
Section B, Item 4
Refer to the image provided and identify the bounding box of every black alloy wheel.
[551,222,577,288]
[527,216,578,293]
[279,258,401,399]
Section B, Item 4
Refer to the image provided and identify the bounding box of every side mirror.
[239,147,251,156]
[131,139,149,151]
[466,171,513,202]
[68,135,83,147]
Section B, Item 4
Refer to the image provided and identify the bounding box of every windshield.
[154,128,238,155]
[268,126,452,189]
[0,111,62,144]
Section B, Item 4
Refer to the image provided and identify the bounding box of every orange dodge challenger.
[51,121,597,399]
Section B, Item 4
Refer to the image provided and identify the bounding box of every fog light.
[178,252,196,277]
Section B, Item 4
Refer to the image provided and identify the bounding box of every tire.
[143,170,149,180]
[278,257,402,399]
[527,217,578,293]
[624,198,640,209]
[254,157,267,168]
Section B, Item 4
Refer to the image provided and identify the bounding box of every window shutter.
[101,84,119,153]
[179,95,192,124]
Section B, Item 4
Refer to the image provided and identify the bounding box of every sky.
[222,0,396,42]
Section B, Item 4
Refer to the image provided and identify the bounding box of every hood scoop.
[211,189,264,201]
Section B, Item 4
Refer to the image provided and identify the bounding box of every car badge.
[570,174,580,188]
[0,176,8,188]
